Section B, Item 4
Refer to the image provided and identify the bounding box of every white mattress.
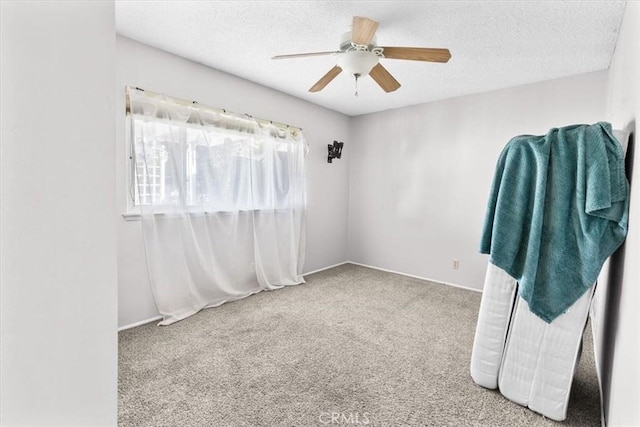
[470,263,517,389]
[471,263,593,421]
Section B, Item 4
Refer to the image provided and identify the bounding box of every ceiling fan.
[272,16,451,95]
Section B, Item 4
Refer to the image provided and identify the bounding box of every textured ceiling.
[115,1,626,117]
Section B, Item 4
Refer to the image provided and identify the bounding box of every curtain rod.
[125,86,303,135]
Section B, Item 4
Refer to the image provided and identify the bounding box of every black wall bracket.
[328,140,344,163]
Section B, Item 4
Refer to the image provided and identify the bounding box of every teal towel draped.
[480,122,629,323]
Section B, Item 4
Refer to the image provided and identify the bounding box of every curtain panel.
[128,89,307,325]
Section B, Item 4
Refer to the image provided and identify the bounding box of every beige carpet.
[119,263,600,426]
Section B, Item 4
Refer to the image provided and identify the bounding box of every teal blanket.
[480,122,629,323]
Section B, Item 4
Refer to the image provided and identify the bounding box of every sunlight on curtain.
[128,89,307,325]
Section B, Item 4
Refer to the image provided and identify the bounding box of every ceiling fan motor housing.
[340,31,377,51]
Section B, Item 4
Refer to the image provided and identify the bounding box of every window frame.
[124,112,300,220]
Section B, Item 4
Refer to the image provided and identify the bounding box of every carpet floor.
[119,263,601,426]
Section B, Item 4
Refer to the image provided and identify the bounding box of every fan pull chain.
[354,73,360,97]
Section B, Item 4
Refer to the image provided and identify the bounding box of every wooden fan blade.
[272,51,341,60]
[379,47,451,63]
[352,16,379,46]
[309,66,343,92]
[369,63,401,93]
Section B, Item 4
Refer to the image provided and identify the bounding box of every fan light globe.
[337,50,379,77]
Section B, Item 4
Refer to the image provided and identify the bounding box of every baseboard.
[304,261,350,276]
[118,315,162,332]
[118,261,478,331]
[119,265,347,331]
[346,261,482,293]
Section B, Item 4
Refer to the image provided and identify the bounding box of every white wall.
[0,2,117,425]
[348,71,608,290]
[597,2,640,425]
[116,36,351,328]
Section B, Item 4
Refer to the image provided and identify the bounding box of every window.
[127,109,302,216]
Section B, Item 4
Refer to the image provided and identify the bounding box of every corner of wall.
[599,2,640,426]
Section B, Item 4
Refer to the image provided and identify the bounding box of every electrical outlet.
[453,259,460,269]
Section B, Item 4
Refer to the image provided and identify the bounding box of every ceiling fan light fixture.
[336,50,379,77]
[273,15,450,94]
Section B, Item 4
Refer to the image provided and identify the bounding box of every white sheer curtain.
[128,88,307,325]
